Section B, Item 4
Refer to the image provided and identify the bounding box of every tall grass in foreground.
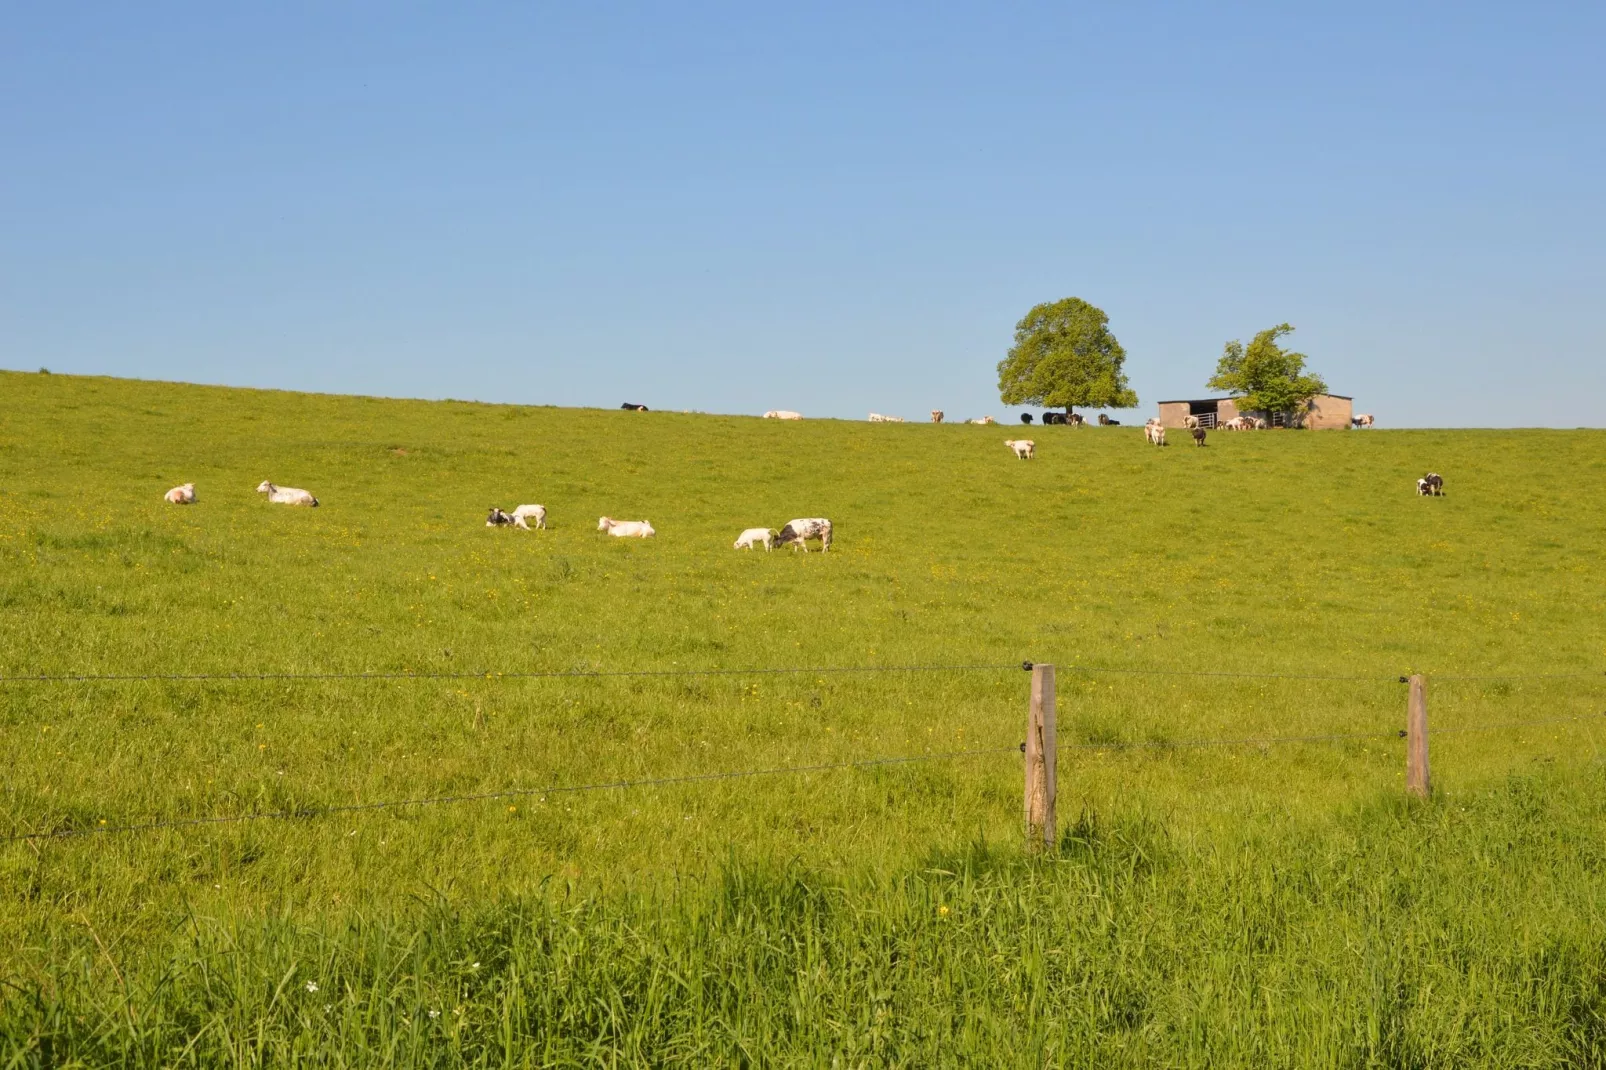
[6,770,1606,1066]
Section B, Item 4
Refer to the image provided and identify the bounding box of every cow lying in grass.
[598,517,655,537]
[257,481,318,506]
[777,518,832,552]
[164,483,196,504]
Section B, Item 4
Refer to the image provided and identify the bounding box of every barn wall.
[1156,402,1193,428]
[1307,394,1353,429]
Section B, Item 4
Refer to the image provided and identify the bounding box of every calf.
[1144,420,1166,447]
[511,504,546,530]
[776,517,832,552]
[733,527,776,551]
[931,410,945,424]
[1417,473,1444,497]
[1004,438,1035,460]
[164,483,196,504]
[1192,427,1207,447]
[1183,415,1201,429]
[487,507,516,526]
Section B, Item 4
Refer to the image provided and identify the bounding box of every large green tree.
[997,297,1137,415]
[1207,324,1327,425]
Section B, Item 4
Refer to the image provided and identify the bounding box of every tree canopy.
[997,297,1137,412]
[1206,324,1327,422]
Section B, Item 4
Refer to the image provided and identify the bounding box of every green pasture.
[2,369,1605,1065]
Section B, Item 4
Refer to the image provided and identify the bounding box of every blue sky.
[3,3,1602,426]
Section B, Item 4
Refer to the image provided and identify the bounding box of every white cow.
[1182,414,1201,429]
[1250,417,1268,430]
[733,527,776,551]
[930,410,945,424]
[256,481,318,506]
[1222,417,1250,431]
[1353,414,1375,428]
[598,517,655,538]
[868,413,905,423]
[776,517,832,552]
[1004,438,1035,460]
[511,504,546,530]
[1144,420,1166,447]
[164,483,196,504]
[763,410,804,420]
[968,416,996,425]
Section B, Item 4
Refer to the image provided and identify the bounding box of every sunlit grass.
[2,369,1604,1064]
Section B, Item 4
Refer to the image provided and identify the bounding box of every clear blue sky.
[3,4,1602,426]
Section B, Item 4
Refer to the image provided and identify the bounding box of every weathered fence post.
[1406,673,1430,798]
[1025,663,1057,851]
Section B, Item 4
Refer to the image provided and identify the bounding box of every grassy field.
[2,368,1605,1065]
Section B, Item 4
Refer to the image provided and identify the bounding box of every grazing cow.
[620,402,648,411]
[1353,414,1375,428]
[164,483,196,504]
[1144,420,1166,447]
[1417,473,1444,497]
[776,517,832,552]
[1068,413,1085,427]
[1183,415,1201,429]
[763,410,804,420]
[1020,413,1034,424]
[487,507,515,526]
[931,410,945,424]
[256,481,318,506]
[598,517,655,537]
[733,527,776,551]
[511,504,547,530]
[1004,438,1035,460]
[1221,416,1249,431]
[1251,417,1268,430]
[1192,427,1207,447]
[1098,413,1122,426]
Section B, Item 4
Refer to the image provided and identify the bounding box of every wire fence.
[1,660,1599,685]
[7,711,1602,846]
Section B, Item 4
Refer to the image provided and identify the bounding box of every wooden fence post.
[1025,663,1057,851]
[1406,674,1430,798]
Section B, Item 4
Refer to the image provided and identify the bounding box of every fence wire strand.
[3,663,1597,685]
[7,713,1602,846]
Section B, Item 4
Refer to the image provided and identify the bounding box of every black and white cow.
[1417,473,1444,496]
[621,402,648,411]
[487,506,516,526]
[776,517,832,552]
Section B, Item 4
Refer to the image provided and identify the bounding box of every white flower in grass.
[428,1009,440,1019]
[471,962,480,970]
[305,981,319,993]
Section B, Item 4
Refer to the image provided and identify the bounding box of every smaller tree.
[1207,324,1327,425]
[997,297,1137,415]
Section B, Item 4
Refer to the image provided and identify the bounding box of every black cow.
[1020,413,1034,424]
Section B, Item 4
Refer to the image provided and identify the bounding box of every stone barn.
[1155,394,1353,430]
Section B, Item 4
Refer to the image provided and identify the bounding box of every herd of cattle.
[159,410,1434,552]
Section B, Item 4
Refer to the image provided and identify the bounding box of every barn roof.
[1156,394,1352,404]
